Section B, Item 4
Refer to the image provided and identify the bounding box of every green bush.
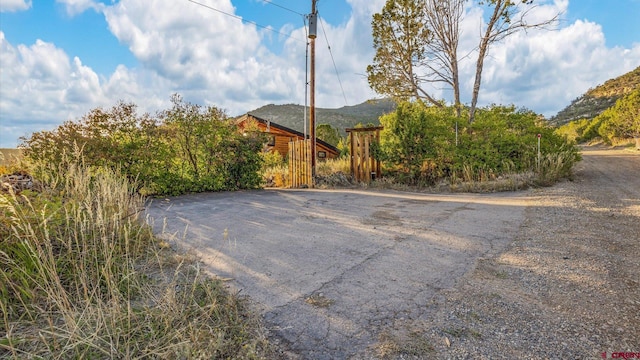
[376,102,456,185]
[20,95,265,196]
[376,102,580,186]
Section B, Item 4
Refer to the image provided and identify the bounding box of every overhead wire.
[319,13,349,106]
[260,0,305,17]
[186,0,305,43]
[187,0,329,124]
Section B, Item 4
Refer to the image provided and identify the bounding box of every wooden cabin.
[236,114,339,160]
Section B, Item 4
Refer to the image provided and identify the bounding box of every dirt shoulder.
[404,146,639,359]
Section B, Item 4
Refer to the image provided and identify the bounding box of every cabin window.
[317,151,327,159]
[267,135,276,146]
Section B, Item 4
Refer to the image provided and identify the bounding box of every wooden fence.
[288,139,312,188]
[346,126,383,184]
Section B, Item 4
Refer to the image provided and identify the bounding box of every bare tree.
[368,0,558,123]
[424,0,465,116]
[469,0,559,123]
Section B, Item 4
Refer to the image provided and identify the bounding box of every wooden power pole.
[308,0,317,185]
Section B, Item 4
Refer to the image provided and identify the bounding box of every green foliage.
[316,123,341,147]
[597,88,640,143]
[377,102,456,184]
[377,102,580,186]
[20,95,265,196]
[260,149,285,169]
[336,136,350,158]
[556,88,640,146]
[367,0,434,103]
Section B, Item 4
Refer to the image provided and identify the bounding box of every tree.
[316,123,341,147]
[423,0,464,116]
[597,88,640,149]
[368,0,558,122]
[378,102,456,183]
[469,0,558,123]
[367,0,441,106]
[21,95,265,196]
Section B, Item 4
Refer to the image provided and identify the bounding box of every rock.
[1,171,34,194]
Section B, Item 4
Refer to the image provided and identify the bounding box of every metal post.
[537,133,541,170]
[455,121,458,147]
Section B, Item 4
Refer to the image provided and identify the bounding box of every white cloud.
[0,0,31,12]
[2,0,640,147]
[293,0,381,107]
[102,0,306,110]
[0,31,114,145]
[456,0,640,116]
[55,0,104,16]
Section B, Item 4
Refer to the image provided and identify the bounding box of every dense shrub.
[20,95,265,196]
[376,102,580,186]
[596,88,640,147]
[375,102,456,184]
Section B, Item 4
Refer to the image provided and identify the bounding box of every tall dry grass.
[315,157,350,176]
[534,149,579,186]
[0,159,272,359]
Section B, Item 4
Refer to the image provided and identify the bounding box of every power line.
[319,13,348,106]
[186,0,305,43]
[260,0,305,17]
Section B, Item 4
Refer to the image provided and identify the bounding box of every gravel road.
[409,146,640,360]
[147,145,639,359]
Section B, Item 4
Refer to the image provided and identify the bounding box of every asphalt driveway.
[146,188,530,358]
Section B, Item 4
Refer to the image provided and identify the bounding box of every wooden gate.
[346,126,383,183]
[288,139,312,188]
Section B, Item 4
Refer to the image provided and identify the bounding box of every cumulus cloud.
[0,32,110,145]
[456,0,640,116]
[0,0,31,12]
[102,0,310,110]
[2,0,640,147]
[284,0,382,107]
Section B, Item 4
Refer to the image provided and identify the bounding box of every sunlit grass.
[0,159,273,359]
[316,157,350,176]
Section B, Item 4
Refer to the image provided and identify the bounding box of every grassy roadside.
[262,148,578,192]
[0,160,274,359]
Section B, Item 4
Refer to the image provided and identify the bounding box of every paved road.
[146,188,532,358]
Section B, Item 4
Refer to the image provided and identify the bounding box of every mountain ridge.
[245,98,397,136]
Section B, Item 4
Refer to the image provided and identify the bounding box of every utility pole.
[308,0,317,186]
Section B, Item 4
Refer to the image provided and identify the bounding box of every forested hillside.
[549,66,640,125]
[246,98,396,136]
[555,87,640,148]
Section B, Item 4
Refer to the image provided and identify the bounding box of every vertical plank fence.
[288,139,312,188]
[346,126,383,184]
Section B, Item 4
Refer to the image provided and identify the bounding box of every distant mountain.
[246,99,397,136]
[549,66,640,126]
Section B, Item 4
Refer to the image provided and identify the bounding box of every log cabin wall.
[236,114,339,160]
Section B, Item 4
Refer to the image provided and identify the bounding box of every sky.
[0,0,639,148]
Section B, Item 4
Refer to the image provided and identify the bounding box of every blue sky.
[1,0,639,147]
